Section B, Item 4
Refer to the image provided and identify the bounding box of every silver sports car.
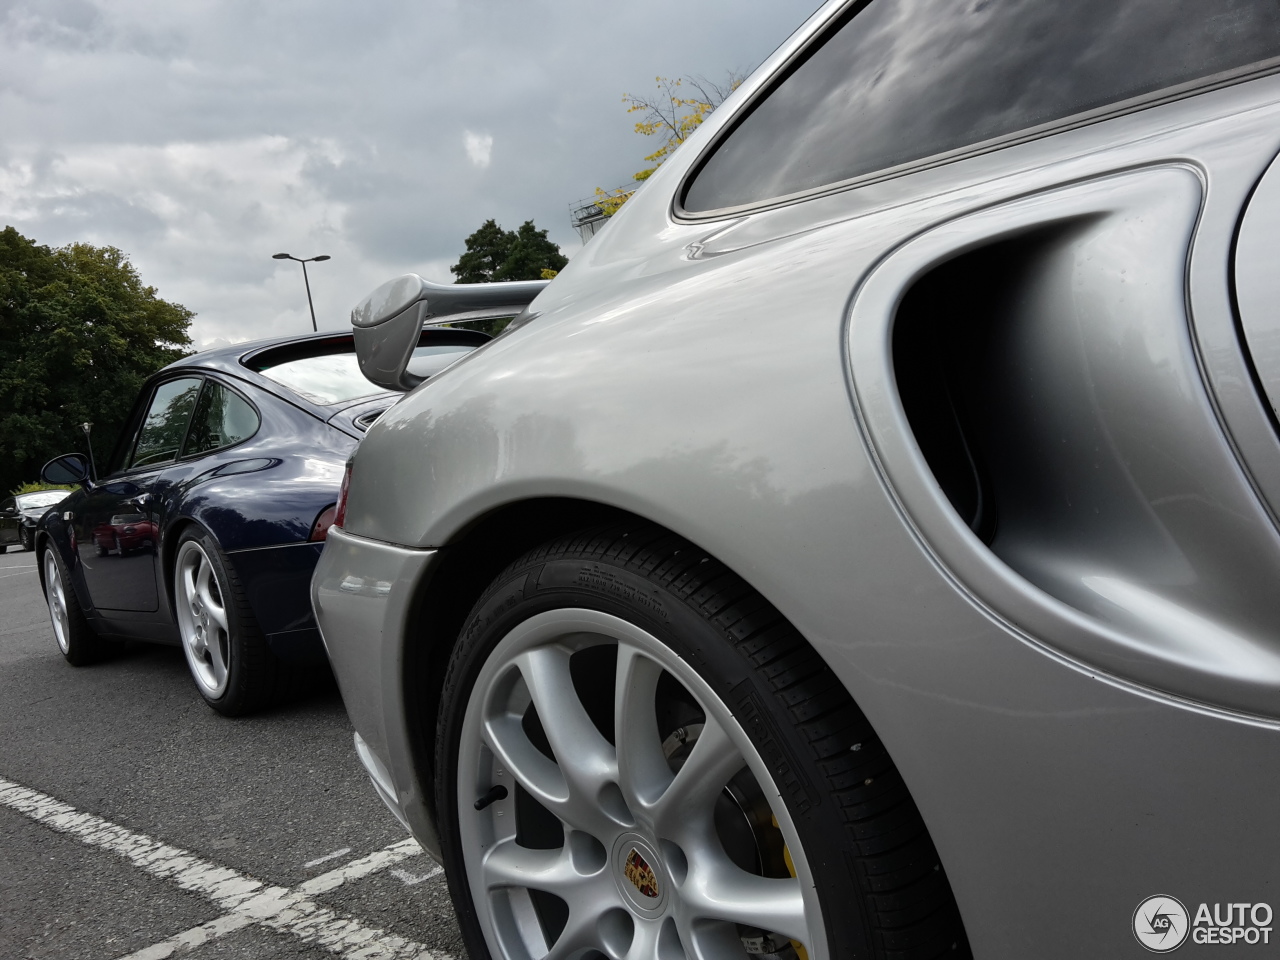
[313,1,1280,957]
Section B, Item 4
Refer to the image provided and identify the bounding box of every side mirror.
[42,453,91,487]
[351,274,548,391]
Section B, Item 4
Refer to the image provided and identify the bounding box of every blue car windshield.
[257,344,476,405]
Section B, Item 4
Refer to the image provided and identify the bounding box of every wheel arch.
[401,496,635,825]
[160,516,204,622]
[396,496,929,844]
[402,499,972,958]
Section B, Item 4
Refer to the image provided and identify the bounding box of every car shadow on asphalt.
[88,640,345,717]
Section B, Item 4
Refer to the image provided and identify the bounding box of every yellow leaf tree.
[596,73,743,215]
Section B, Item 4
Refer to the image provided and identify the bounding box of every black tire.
[42,545,111,666]
[18,526,32,551]
[172,527,284,716]
[0,543,7,554]
[435,523,970,960]
[95,543,108,557]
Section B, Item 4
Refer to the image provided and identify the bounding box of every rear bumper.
[311,525,441,856]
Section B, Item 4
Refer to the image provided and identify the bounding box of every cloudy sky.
[0,0,819,349]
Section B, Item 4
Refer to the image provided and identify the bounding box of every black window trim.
[673,0,1280,222]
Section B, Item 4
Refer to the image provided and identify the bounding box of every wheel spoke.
[518,647,616,780]
[621,917,663,960]
[510,646,620,831]
[676,917,740,960]
[483,712,570,808]
[652,714,745,836]
[613,643,672,814]
[194,560,216,613]
[182,563,199,614]
[482,838,620,960]
[543,911,608,960]
[483,837,613,907]
[483,839,583,891]
[205,629,228,678]
[680,856,809,945]
[205,593,230,633]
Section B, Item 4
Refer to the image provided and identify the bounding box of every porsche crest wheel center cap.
[611,834,668,917]
[625,847,659,898]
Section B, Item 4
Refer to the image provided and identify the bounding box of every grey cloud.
[0,0,819,345]
[30,189,168,241]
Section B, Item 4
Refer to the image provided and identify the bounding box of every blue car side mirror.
[41,453,92,488]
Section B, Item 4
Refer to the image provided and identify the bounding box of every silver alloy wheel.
[175,540,231,698]
[44,550,71,655]
[457,608,828,960]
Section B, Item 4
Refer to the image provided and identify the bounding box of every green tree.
[596,73,744,215]
[449,219,568,334]
[450,218,567,283]
[495,221,568,282]
[0,226,193,493]
[449,219,514,284]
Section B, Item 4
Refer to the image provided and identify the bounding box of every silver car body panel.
[314,1,1280,952]
[313,525,441,853]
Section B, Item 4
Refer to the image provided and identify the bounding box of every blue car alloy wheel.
[173,527,285,717]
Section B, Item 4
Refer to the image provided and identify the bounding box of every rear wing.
[351,274,546,391]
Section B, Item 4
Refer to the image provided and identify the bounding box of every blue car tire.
[173,527,283,717]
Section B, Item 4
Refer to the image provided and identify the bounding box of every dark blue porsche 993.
[35,325,487,715]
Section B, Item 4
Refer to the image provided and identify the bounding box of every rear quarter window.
[681,0,1280,213]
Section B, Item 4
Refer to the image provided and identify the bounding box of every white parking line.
[120,914,255,960]
[390,866,445,887]
[0,776,452,960]
[304,847,353,868]
[298,838,423,896]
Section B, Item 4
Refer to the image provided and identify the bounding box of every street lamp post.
[272,252,331,332]
[80,422,96,481]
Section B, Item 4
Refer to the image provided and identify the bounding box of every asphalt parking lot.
[0,548,462,960]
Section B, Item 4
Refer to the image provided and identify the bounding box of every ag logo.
[1134,895,1190,953]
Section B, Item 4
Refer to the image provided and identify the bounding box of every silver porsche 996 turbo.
[313,1,1280,957]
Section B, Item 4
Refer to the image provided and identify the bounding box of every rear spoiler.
[351,274,547,391]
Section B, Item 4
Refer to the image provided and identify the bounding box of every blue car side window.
[130,378,203,469]
[182,381,260,458]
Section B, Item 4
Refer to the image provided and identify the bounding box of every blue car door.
[76,376,202,612]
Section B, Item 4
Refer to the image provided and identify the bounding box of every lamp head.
[272,252,292,260]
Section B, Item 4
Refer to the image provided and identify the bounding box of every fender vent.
[892,235,1049,544]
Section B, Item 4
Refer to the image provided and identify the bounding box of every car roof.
[167,329,355,376]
